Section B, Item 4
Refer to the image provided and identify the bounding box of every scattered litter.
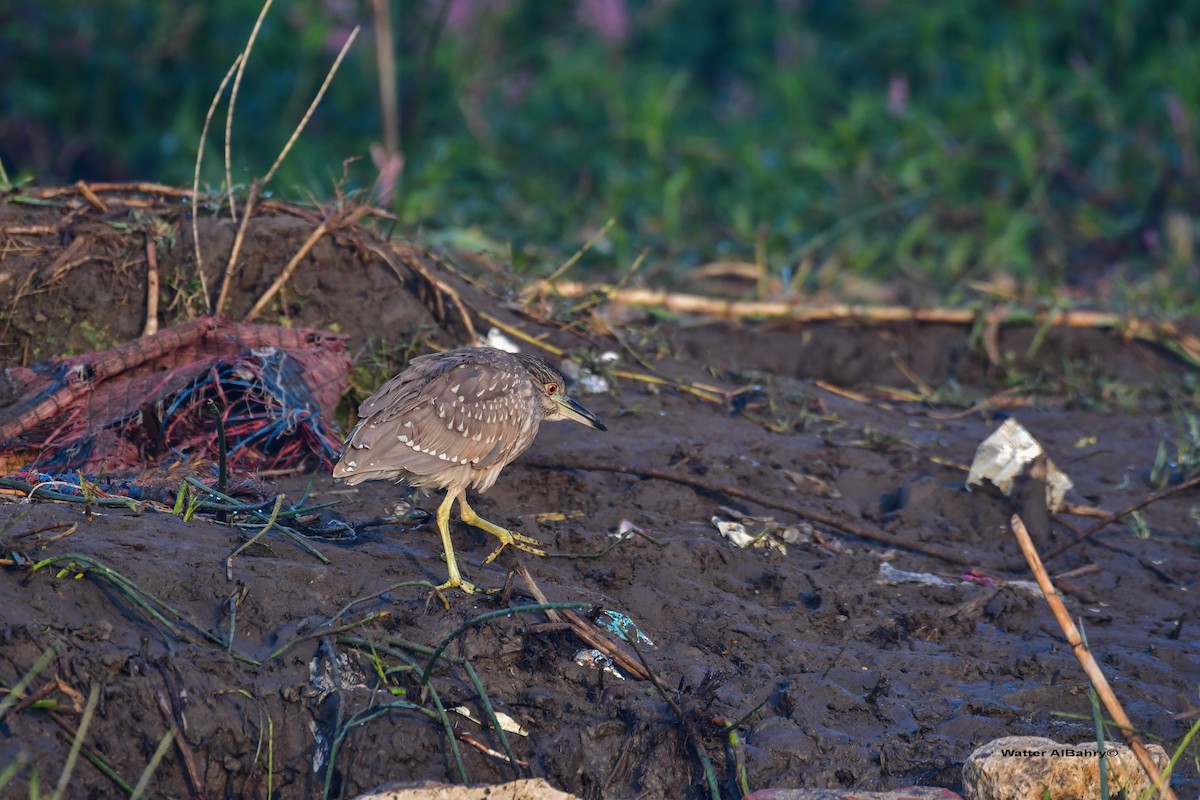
[966,418,1074,511]
[451,705,530,736]
[611,519,640,540]
[594,609,655,647]
[877,562,956,587]
[877,563,1041,597]
[309,720,330,774]
[481,327,521,353]
[309,650,370,696]
[1006,579,1042,597]
[558,352,618,395]
[578,372,611,395]
[573,649,625,680]
[712,509,809,555]
[961,568,997,587]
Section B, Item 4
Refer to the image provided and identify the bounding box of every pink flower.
[577,0,629,45]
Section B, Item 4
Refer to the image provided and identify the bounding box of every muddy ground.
[0,191,1198,799]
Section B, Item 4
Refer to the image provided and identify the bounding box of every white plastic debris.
[610,519,639,540]
[480,327,521,353]
[573,649,625,679]
[578,372,611,394]
[877,562,956,587]
[712,513,807,555]
[308,651,370,696]
[965,418,1074,511]
[555,354,615,394]
[450,705,530,736]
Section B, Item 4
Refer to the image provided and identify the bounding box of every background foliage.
[2,0,1199,304]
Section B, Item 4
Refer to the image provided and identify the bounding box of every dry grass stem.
[541,283,1200,366]
[142,234,159,336]
[226,0,276,222]
[1043,472,1200,561]
[74,181,107,212]
[192,53,244,312]
[243,206,367,322]
[261,25,360,187]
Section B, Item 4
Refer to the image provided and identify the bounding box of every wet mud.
[1,197,1197,798]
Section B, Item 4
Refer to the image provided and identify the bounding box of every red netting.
[0,317,350,474]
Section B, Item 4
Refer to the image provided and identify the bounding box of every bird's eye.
[546,383,558,395]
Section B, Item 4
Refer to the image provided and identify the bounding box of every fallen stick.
[537,283,1200,366]
[515,562,648,681]
[1010,514,1176,800]
[1043,473,1200,561]
[143,234,159,336]
[243,205,370,322]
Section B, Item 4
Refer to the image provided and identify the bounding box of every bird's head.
[516,353,608,431]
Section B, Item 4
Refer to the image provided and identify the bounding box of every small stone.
[745,788,961,799]
[962,735,1170,800]
[352,779,579,799]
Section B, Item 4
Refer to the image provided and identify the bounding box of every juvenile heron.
[333,347,607,593]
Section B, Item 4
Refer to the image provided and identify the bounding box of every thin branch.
[244,205,370,321]
[1044,473,1200,561]
[192,53,244,313]
[261,25,360,187]
[1010,514,1176,800]
[226,0,277,222]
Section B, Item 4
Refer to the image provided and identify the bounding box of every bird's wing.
[336,355,539,481]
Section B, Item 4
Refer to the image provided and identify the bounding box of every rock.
[352,779,581,800]
[962,735,1170,800]
[746,789,961,799]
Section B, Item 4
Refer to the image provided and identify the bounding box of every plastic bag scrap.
[595,609,655,647]
[965,418,1074,512]
[0,317,349,474]
[451,706,529,736]
[573,649,625,680]
[712,507,811,555]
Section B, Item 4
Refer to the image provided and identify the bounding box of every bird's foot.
[481,529,546,564]
[435,576,477,595]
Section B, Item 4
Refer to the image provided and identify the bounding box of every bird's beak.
[555,395,607,431]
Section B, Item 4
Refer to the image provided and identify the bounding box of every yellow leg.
[457,495,546,564]
[435,490,475,594]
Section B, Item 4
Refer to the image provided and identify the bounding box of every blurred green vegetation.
[2,0,1199,304]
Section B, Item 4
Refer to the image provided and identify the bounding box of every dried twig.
[260,25,360,188]
[74,181,108,212]
[143,234,159,336]
[1043,473,1200,561]
[1010,514,1176,800]
[26,183,201,200]
[538,284,1200,367]
[243,205,369,321]
[191,53,244,312]
[225,0,276,222]
[515,562,648,681]
[214,180,260,315]
[377,242,479,342]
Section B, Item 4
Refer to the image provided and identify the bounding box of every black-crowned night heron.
[333,346,607,593]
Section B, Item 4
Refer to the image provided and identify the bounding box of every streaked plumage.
[334,347,606,593]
